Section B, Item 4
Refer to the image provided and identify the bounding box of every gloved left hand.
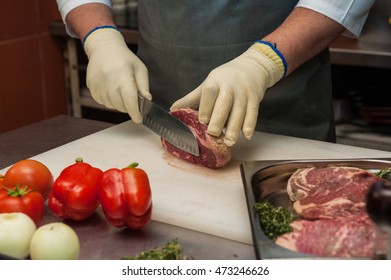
[171,41,286,146]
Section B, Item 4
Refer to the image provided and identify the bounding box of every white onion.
[0,213,37,259]
[30,222,80,260]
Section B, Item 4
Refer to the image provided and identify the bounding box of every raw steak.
[275,213,379,258]
[161,108,231,169]
[287,166,380,219]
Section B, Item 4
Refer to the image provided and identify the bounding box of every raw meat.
[161,108,231,169]
[274,166,385,258]
[275,213,378,258]
[287,166,380,219]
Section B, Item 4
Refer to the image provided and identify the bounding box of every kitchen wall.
[0,0,67,133]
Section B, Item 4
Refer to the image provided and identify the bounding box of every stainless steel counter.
[330,36,391,69]
[0,116,112,169]
[0,115,255,260]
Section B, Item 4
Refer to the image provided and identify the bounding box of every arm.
[66,3,115,41]
[172,7,348,146]
[263,7,345,75]
[266,0,376,74]
[56,0,112,38]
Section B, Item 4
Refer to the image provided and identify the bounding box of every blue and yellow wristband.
[250,40,287,78]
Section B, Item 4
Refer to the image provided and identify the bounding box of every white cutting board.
[2,121,391,245]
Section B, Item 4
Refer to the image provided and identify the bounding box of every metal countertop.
[0,115,255,260]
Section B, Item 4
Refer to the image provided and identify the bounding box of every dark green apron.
[137,0,336,142]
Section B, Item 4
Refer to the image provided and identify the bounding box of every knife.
[138,95,200,156]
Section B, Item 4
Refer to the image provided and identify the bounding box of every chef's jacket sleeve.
[296,0,375,37]
[56,0,112,37]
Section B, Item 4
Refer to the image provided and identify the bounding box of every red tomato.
[3,159,54,200]
[0,185,45,226]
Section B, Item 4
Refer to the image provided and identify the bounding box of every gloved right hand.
[171,41,286,147]
[83,27,151,123]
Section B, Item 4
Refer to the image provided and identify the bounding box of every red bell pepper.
[98,163,152,230]
[48,158,103,221]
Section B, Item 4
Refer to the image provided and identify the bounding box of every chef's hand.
[84,27,151,123]
[171,41,286,146]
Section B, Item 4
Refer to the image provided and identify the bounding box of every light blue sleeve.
[296,0,375,37]
[56,0,112,37]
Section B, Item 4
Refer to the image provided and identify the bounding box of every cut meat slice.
[275,213,378,258]
[161,108,231,169]
[273,165,386,258]
[287,166,381,219]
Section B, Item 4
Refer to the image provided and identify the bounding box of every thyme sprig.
[254,201,295,240]
[121,238,191,260]
[376,166,391,180]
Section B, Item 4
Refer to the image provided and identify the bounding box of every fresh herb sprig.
[254,201,295,240]
[121,238,190,260]
[376,166,391,180]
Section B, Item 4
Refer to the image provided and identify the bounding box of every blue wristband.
[256,40,288,77]
[82,25,121,46]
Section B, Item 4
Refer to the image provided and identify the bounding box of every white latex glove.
[84,27,151,123]
[171,41,286,146]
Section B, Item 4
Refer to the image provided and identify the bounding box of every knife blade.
[138,95,200,156]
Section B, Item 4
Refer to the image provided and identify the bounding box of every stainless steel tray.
[240,158,391,260]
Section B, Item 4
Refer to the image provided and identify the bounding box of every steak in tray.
[287,166,380,219]
[240,158,391,259]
